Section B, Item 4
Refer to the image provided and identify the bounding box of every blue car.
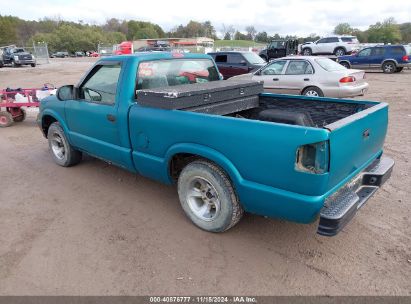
[338,45,411,73]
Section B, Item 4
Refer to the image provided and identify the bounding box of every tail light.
[339,76,356,83]
[402,55,409,61]
[295,141,329,174]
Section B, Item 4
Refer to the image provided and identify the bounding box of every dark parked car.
[51,51,69,58]
[338,45,411,73]
[71,51,85,57]
[208,51,266,79]
[259,39,298,61]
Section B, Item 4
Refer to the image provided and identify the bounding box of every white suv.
[301,36,359,56]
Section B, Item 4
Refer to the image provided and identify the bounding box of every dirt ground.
[0,58,410,296]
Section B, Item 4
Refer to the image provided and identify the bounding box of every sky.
[1,0,410,37]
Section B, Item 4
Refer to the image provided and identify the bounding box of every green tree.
[0,15,19,45]
[334,23,353,35]
[223,32,231,40]
[399,22,411,43]
[367,17,402,43]
[255,31,268,43]
[234,31,247,40]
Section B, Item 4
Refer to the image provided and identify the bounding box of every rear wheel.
[382,61,396,74]
[334,48,346,56]
[47,122,82,167]
[0,111,14,127]
[177,160,244,232]
[302,48,312,56]
[302,86,324,97]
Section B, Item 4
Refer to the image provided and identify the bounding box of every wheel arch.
[166,143,243,187]
[339,60,351,68]
[381,59,398,67]
[301,85,323,96]
[334,46,347,53]
[302,47,312,53]
[41,109,70,139]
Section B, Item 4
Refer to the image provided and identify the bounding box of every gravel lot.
[0,58,410,295]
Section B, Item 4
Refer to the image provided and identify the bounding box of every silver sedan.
[232,56,369,98]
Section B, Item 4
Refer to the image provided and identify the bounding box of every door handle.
[106,114,116,122]
[272,78,279,81]
[304,78,310,81]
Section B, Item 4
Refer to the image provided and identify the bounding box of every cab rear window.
[136,59,220,90]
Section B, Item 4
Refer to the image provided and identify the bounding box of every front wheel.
[302,86,324,97]
[177,160,244,232]
[340,61,350,69]
[31,63,36,67]
[47,122,82,167]
[382,61,396,74]
[302,48,312,56]
[395,67,403,73]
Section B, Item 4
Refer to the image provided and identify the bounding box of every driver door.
[253,60,288,93]
[351,48,371,69]
[65,61,126,166]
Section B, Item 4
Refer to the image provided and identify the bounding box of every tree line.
[222,18,410,44]
[0,15,410,53]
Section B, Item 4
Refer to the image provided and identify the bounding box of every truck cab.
[2,47,36,67]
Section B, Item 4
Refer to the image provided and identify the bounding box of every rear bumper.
[317,156,394,236]
[323,82,369,98]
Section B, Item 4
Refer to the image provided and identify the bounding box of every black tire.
[177,160,244,232]
[302,86,324,97]
[340,61,350,69]
[13,108,26,122]
[47,122,82,167]
[302,48,312,56]
[395,67,403,73]
[334,48,346,56]
[31,63,36,67]
[0,61,3,68]
[0,111,14,127]
[382,61,396,74]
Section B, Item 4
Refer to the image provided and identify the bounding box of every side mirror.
[57,85,74,101]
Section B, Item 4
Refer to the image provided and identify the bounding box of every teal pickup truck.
[37,52,394,236]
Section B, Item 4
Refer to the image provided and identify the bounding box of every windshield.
[136,59,220,90]
[315,58,347,71]
[242,52,266,64]
[13,48,25,53]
